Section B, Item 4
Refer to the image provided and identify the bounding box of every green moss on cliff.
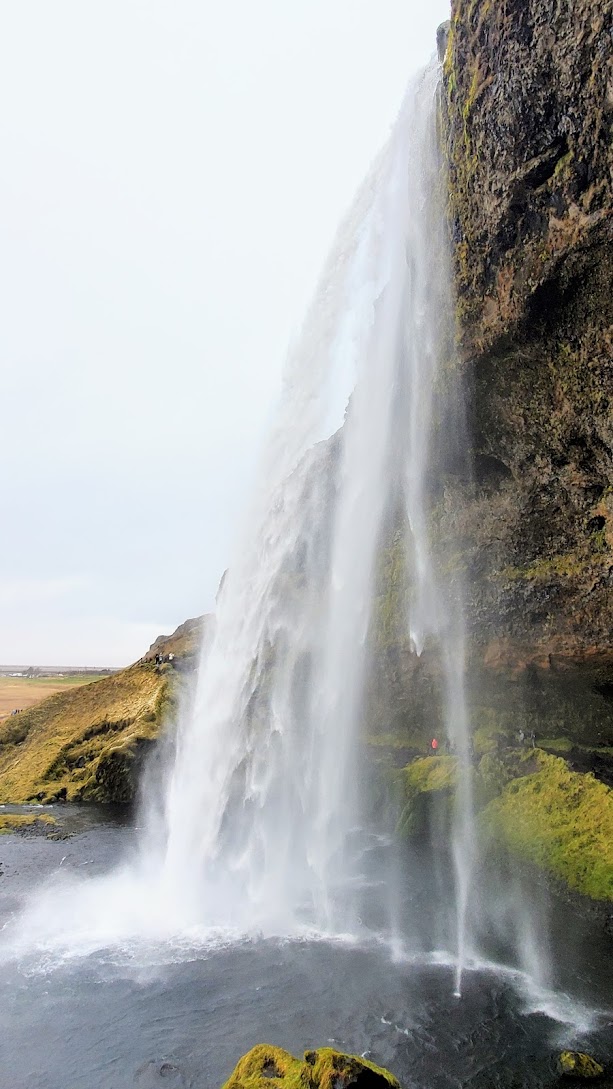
[481,750,613,901]
[475,751,517,804]
[501,550,587,582]
[372,530,409,651]
[394,727,613,901]
[221,1046,400,1089]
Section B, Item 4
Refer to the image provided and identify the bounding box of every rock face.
[446,0,613,356]
[366,0,613,905]
[144,615,206,669]
[441,0,613,674]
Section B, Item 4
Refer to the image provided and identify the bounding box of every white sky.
[1,0,450,666]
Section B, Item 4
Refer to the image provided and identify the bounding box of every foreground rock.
[221,1045,400,1089]
[558,1052,605,1078]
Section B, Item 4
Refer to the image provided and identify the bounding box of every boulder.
[557,1052,605,1078]
[221,1045,400,1089]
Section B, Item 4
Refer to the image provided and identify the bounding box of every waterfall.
[134,58,475,967]
[2,61,479,989]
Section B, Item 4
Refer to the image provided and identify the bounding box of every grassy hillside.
[0,674,110,719]
[0,618,204,804]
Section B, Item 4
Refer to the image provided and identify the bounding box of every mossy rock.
[557,1052,605,1078]
[397,755,458,838]
[481,751,613,901]
[475,751,517,806]
[221,1045,400,1089]
[0,813,55,835]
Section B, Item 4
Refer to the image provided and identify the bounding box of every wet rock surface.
[440,0,613,674]
[445,0,613,357]
[357,0,613,904]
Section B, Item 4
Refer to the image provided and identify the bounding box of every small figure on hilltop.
[430,737,439,756]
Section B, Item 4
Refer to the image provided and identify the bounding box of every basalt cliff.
[366,0,613,906]
[445,0,613,674]
[369,0,613,740]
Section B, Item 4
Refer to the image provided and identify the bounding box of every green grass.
[481,751,613,901]
[9,674,110,686]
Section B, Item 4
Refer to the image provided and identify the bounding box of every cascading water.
[2,60,479,990]
[133,57,476,979]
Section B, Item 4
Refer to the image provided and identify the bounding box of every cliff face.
[446,0,613,356]
[442,0,613,674]
[366,1,613,904]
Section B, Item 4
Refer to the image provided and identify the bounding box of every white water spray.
[139,59,476,964]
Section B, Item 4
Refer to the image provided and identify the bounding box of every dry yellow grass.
[0,675,106,719]
[0,617,204,805]
[0,664,169,804]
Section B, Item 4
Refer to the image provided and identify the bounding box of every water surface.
[1,816,611,1089]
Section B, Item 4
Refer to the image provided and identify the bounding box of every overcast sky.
[1,0,450,666]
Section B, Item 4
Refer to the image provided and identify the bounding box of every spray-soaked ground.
[1,816,612,1089]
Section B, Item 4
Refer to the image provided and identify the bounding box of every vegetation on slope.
[0,664,165,804]
[0,618,204,804]
[395,744,613,903]
[481,750,613,902]
[0,674,111,721]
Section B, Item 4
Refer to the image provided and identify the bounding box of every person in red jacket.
[430,738,439,755]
